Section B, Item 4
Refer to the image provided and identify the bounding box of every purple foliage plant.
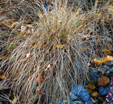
[106,77,113,104]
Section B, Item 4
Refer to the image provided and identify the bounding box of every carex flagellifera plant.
[1,0,113,104]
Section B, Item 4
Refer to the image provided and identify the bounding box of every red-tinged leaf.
[98,76,110,86]
[36,72,46,82]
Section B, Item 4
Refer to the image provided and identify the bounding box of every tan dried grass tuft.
[1,0,113,104]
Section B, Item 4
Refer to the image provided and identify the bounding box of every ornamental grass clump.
[0,0,42,66]
[1,0,113,104]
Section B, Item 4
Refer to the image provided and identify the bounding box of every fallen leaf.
[106,6,113,13]
[26,19,32,22]
[0,56,5,60]
[93,58,101,66]
[33,45,39,48]
[103,100,107,104]
[98,76,110,86]
[96,13,101,17]
[85,84,96,89]
[103,49,112,56]
[111,9,113,13]
[11,22,18,28]
[36,72,46,82]
[93,56,113,65]
[45,63,53,71]
[0,76,6,80]
[101,56,113,63]
[58,20,62,23]
[56,45,64,49]
[1,21,12,28]
[85,88,92,93]
[38,11,44,19]
[26,25,33,28]
[20,31,26,35]
[85,84,96,93]
[12,96,17,104]
[0,87,2,90]
[91,91,99,97]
